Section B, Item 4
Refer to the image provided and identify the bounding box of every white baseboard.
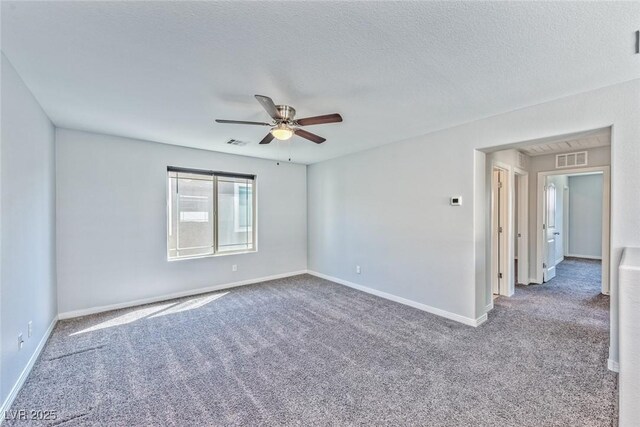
[608,358,619,373]
[308,271,487,327]
[485,302,494,313]
[555,256,564,266]
[566,254,602,260]
[0,316,58,419]
[58,270,308,320]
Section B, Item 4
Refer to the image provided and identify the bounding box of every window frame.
[233,182,253,233]
[166,166,257,261]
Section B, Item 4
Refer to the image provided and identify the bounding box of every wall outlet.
[356,265,361,274]
[28,321,32,338]
[18,333,24,350]
[232,264,238,272]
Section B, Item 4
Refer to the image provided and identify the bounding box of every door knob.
[553,232,560,235]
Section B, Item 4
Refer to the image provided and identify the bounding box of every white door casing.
[515,170,529,285]
[491,169,500,294]
[543,181,557,282]
[492,167,509,295]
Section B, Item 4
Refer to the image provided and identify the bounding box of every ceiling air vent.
[226,139,249,146]
[556,151,588,169]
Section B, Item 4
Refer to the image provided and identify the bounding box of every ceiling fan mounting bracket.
[275,105,296,121]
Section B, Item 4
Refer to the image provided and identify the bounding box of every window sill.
[167,249,257,262]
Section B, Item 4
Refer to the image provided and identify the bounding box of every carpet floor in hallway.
[7,258,615,426]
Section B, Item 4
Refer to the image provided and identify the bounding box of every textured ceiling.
[1,1,639,164]
[519,128,611,157]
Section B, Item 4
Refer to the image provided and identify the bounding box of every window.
[167,167,256,260]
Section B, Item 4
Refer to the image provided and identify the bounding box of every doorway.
[538,167,610,294]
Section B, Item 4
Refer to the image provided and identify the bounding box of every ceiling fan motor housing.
[276,105,296,122]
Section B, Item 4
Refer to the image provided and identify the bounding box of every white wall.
[619,247,640,426]
[56,129,307,315]
[568,174,603,258]
[1,54,57,408]
[308,79,640,367]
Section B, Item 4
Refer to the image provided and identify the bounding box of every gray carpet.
[7,258,615,426]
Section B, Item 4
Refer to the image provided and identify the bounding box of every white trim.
[58,270,307,320]
[485,302,494,313]
[0,317,58,419]
[555,255,565,266]
[608,358,619,373]
[514,169,529,286]
[566,253,602,260]
[308,270,487,327]
[490,162,513,297]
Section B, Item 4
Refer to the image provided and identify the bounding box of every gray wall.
[568,174,603,258]
[308,140,478,321]
[1,54,57,406]
[55,129,307,314]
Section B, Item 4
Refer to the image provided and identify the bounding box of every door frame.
[542,180,558,282]
[490,162,513,297]
[514,168,529,286]
[536,166,610,294]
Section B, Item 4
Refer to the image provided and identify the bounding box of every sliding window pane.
[168,174,214,259]
[217,177,254,253]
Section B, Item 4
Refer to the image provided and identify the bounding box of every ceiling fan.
[215,95,342,145]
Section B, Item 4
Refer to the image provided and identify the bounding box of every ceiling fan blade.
[254,95,282,120]
[215,119,271,126]
[296,113,343,126]
[259,133,275,145]
[295,128,326,144]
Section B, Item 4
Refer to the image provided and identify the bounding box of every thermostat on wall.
[450,196,462,206]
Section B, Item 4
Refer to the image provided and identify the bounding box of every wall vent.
[517,152,527,169]
[556,151,588,169]
[226,139,249,146]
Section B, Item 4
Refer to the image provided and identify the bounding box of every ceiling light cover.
[271,124,294,140]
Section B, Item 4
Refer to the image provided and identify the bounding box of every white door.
[543,182,557,282]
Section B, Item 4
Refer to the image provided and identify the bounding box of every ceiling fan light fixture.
[271,124,294,140]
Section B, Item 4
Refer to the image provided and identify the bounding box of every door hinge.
[498,181,503,189]
[543,263,547,268]
[498,226,503,233]
[517,233,522,237]
[498,272,503,279]
[543,224,546,230]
